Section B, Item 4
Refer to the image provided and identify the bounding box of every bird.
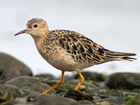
[15,18,136,94]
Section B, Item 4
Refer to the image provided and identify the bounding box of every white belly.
[37,45,95,72]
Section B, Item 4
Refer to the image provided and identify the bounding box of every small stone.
[66,79,99,91]
[71,84,86,91]
[26,92,42,101]
[100,101,111,105]
[78,100,93,105]
[64,90,93,101]
[66,79,99,95]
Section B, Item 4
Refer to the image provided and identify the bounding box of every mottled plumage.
[15,18,136,94]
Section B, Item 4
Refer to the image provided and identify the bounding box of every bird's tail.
[102,48,136,61]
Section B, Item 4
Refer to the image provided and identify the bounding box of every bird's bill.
[14,29,26,36]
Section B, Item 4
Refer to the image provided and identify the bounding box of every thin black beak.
[14,29,26,36]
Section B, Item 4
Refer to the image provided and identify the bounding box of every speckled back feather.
[46,30,136,64]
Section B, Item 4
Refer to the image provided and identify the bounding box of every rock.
[31,95,80,105]
[4,99,25,105]
[74,71,106,82]
[21,83,56,94]
[105,73,140,90]
[4,76,40,87]
[22,89,35,97]
[98,89,125,99]
[123,92,138,96]
[35,73,56,80]
[94,98,125,105]
[0,67,22,83]
[99,101,111,105]
[4,76,56,95]
[26,92,42,101]
[64,90,93,101]
[78,100,93,105]
[0,52,32,76]
[0,84,23,101]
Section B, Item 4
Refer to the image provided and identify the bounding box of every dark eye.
[33,24,38,28]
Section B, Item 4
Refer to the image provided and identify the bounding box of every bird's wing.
[56,33,105,63]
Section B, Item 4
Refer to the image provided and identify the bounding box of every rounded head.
[15,18,49,38]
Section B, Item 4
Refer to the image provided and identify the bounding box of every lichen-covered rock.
[126,95,140,105]
[105,73,140,90]
[0,52,32,76]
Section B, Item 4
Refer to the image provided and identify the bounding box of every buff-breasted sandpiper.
[15,18,136,94]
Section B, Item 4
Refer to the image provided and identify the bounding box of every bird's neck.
[33,34,50,55]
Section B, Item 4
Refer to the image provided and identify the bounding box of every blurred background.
[0,0,139,77]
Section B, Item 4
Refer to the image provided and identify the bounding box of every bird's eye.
[33,24,38,28]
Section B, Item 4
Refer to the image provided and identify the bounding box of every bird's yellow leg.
[74,71,84,90]
[43,71,64,94]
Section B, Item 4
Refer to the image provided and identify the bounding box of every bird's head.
[15,18,49,39]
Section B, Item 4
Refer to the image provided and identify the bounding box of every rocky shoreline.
[0,52,139,105]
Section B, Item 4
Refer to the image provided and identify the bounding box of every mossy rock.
[40,78,74,93]
[126,95,140,105]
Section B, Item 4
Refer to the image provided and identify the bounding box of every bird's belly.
[38,47,95,72]
[46,52,81,71]
[39,48,81,71]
